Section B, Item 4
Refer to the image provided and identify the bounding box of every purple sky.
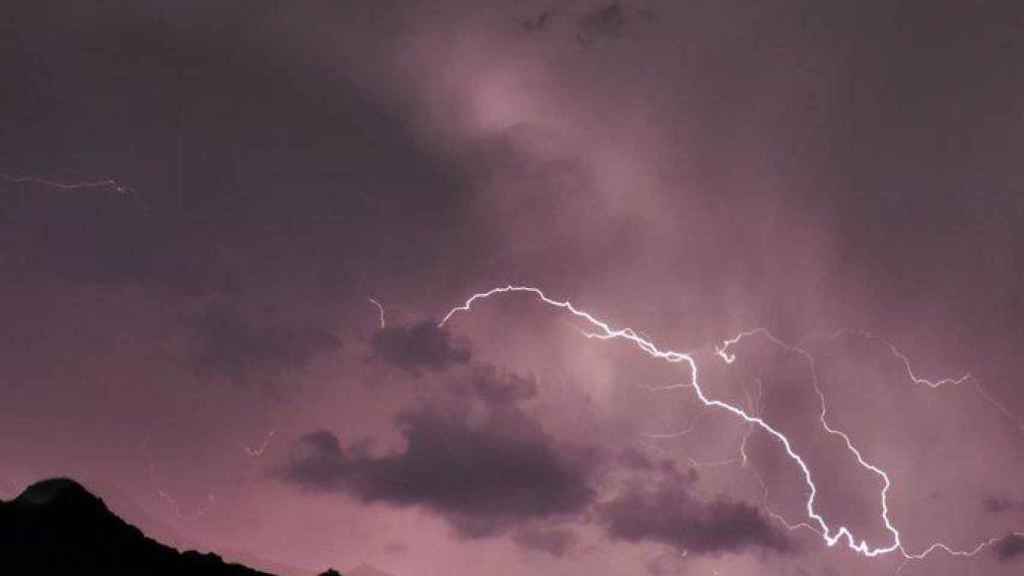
[2,2,1024,575]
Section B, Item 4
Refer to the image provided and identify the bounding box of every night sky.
[3,2,1024,575]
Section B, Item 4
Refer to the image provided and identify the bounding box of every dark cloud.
[283,368,597,537]
[994,533,1024,562]
[511,526,577,557]
[370,321,471,374]
[597,472,792,556]
[191,301,339,385]
[984,497,1024,514]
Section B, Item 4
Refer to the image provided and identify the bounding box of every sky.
[2,1,1024,575]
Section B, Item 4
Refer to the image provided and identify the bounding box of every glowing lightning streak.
[439,285,1018,563]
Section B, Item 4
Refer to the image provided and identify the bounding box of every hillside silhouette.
[0,477,275,575]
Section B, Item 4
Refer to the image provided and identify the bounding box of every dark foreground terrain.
[0,477,275,575]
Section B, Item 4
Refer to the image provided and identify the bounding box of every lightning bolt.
[440,285,1022,564]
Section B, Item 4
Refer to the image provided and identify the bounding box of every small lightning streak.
[1,172,129,193]
[368,297,387,329]
[825,330,1022,433]
[440,285,1019,563]
[972,381,1024,433]
[883,341,971,388]
[156,487,216,522]
[242,429,276,457]
[800,329,972,389]
[144,460,216,523]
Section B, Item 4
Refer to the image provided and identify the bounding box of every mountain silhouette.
[0,477,274,575]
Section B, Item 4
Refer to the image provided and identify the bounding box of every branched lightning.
[440,285,1022,565]
[678,379,761,469]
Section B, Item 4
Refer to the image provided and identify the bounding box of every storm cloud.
[283,368,596,538]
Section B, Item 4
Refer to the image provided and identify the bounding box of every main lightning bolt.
[440,285,1021,564]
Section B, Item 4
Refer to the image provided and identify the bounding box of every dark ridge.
[14,477,102,507]
[0,477,275,575]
